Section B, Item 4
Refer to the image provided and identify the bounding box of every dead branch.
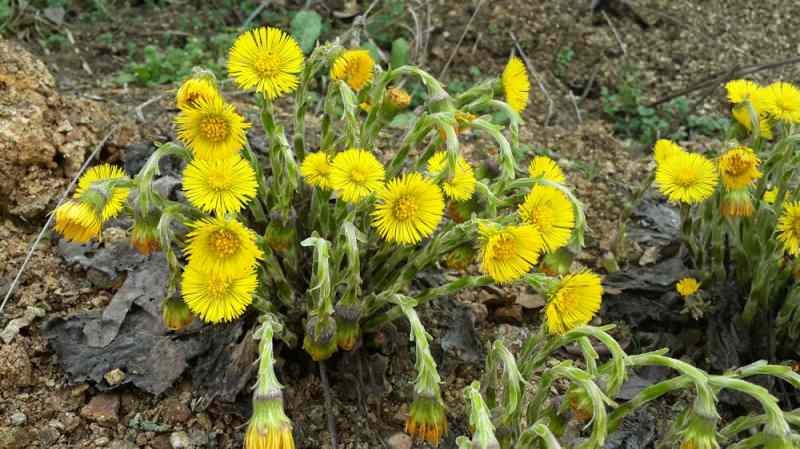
[439,0,485,79]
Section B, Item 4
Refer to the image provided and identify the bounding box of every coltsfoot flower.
[725,79,761,105]
[300,152,334,190]
[228,26,304,100]
[763,187,778,205]
[265,219,297,253]
[501,56,530,113]
[185,216,263,276]
[426,151,477,201]
[183,155,258,215]
[74,164,130,221]
[518,184,575,252]
[676,277,700,298]
[720,188,754,218]
[54,200,102,243]
[655,151,718,204]
[479,223,544,283]
[175,96,251,160]
[446,199,477,224]
[176,76,220,110]
[130,214,161,255]
[405,395,447,447]
[544,270,603,335]
[732,104,773,140]
[330,148,385,202]
[245,392,295,449]
[386,86,411,110]
[372,172,445,245]
[653,139,686,166]
[303,314,338,361]
[528,155,566,183]
[679,413,719,449]
[161,297,194,331]
[778,201,800,256]
[181,264,257,323]
[718,146,761,190]
[330,49,375,91]
[762,81,800,123]
[565,385,593,422]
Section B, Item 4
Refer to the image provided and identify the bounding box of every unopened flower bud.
[386,87,411,110]
[245,391,295,449]
[335,300,362,351]
[405,395,448,447]
[162,297,194,332]
[679,412,719,449]
[565,385,593,422]
[303,314,338,361]
[720,187,754,218]
[446,199,477,224]
[265,219,297,253]
[176,71,220,110]
[445,245,475,271]
[130,214,161,255]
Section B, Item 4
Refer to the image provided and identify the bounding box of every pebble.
[104,368,127,386]
[80,393,120,425]
[8,412,26,426]
[95,437,110,446]
[387,433,412,449]
[170,431,192,449]
[160,397,192,425]
[109,440,138,449]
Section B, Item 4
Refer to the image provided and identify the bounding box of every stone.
[94,436,110,446]
[387,433,412,449]
[150,434,172,449]
[109,440,137,449]
[62,413,81,433]
[515,292,545,309]
[493,305,523,323]
[189,429,209,447]
[170,431,192,449]
[80,393,120,425]
[0,343,33,388]
[160,398,192,425]
[104,368,127,386]
[37,426,60,445]
[0,427,33,449]
[0,306,46,343]
[8,412,26,426]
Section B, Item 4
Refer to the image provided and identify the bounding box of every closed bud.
[130,213,161,255]
[386,87,411,110]
[720,188,754,218]
[405,395,448,447]
[335,300,362,351]
[540,247,574,275]
[303,314,338,361]
[265,220,297,253]
[446,199,477,224]
[162,298,194,331]
[245,391,295,449]
[679,413,719,449]
[565,385,593,422]
[445,245,476,271]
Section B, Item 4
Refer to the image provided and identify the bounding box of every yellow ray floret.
[330,49,375,92]
[479,223,544,283]
[181,264,257,323]
[176,77,220,110]
[175,96,251,160]
[718,146,761,190]
[185,216,263,276]
[762,81,800,123]
[528,155,566,183]
[763,187,778,205]
[300,152,334,190]
[502,56,530,113]
[371,172,445,245]
[731,105,773,140]
[545,271,603,335]
[653,139,687,166]
[74,164,130,221]
[426,151,477,201]
[330,148,385,202]
[54,201,102,243]
[183,155,258,215]
[518,184,575,252]
[778,201,800,256]
[725,79,761,104]
[655,151,718,204]
[228,26,304,100]
[676,277,700,298]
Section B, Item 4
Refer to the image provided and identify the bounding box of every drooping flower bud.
[130,212,161,255]
[406,394,448,446]
[162,297,194,331]
[720,187,755,218]
[386,86,411,111]
[335,298,362,351]
[679,412,719,449]
[303,314,338,361]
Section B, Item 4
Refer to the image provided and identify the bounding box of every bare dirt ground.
[2,1,800,448]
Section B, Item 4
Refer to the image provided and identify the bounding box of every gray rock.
[170,431,192,449]
[387,433,412,449]
[8,412,26,426]
[109,440,138,449]
[94,436,110,446]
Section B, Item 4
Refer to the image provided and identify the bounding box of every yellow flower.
[330,148,385,202]
[330,49,375,92]
[718,146,761,190]
[405,396,447,447]
[386,86,411,109]
[720,188,754,218]
[183,156,258,216]
[778,201,800,256]
[544,271,603,335]
[731,105,773,140]
[185,216,263,276]
[176,77,220,110]
[371,172,445,244]
[54,201,102,243]
[502,56,530,113]
[228,26,304,100]
[655,151,718,204]
[762,81,800,123]
[426,151,477,201]
[74,164,130,221]
[653,139,687,166]
[181,264,257,323]
[528,155,566,183]
[725,79,761,104]
[245,396,295,449]
[175,96,251,160]
[479,223,544,283]
[764,187,778,204]
[518,185,575,252]
[300,152,333,190]
[676,277,700,298]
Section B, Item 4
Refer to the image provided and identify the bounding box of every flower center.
[393,196,418,221]
[674,169,699,188]
[526,204,555,231]
[207,277,232,299]
[210,229,240,257]
[492,234,517,260]
[254,51,281,78]
[350,167,368,183]
[201,116,229,142]
[724,155,750,177]
[207,168,233,191]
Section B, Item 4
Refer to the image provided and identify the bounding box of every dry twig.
[439,0,484,79]
[601,10,627,55]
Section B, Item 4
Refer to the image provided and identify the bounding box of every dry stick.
[569,90,583,123]
[135,93,168,122]
[241,0,272,29]
[439,0,484,79]
[319,361,338,449]
[508,30,555,126]
[601,10,627,56]
[0,125,119,316]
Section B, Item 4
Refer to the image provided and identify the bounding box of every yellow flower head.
[183,156,258,215]
[502,56,530,113]
[718,146,761,190]
[181,264,257,323]
[175,96,251,160]
[725,79,761,104]
[762,81,800,123]
[653,139,687,166]
[720,187,754,218]
[544,271,603,335]
[331,49,375,92]
[300,152,334,190]
[518,185,575,252]
[330,148,385,202]
[731,105,773,140]
[528,155,566,183]
[386,86,411,109]
[245,397,295,449]
[74,164,130,221]
[228,26,304,100]
[479,223,544,283]
[676,277,700,298]
[54,201,102,243]
[655,151,718,204]
[426,151,477,201]
[764,187,778,205]
[185,216,263,276]
[371,172,445,245]
[405,396,447,447]
[176,77,220,110]
[778,201,800,256]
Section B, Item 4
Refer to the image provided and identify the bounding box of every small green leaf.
[291,10,322,54]
[390,37,409,68]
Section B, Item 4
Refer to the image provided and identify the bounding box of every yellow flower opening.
[655,151,718,204]
[330,148,385,202]
[763,81,800,123]
[778,201,800,256]
[731,105,773,140]
[479,223,544,283]
[720,188,754,218]
[183,156,258,216]
[764,187,778,205]
[502,56,530,113]
[725,79,761,104]
[653,139,687,166]
[371,172,445,245]
[718,146,761,190]
[528,155,566,183]
[74,164,130,221]
[185,216,263,276]
[544,271,603,335]
[518,185,575,252]
[330,49,375,92]
[676,277,700,298]
[386,86,411,109]
[181,264,257,323]
[176,77,220,110]
[426,151,477,201]
[405,397,447,447]
[175,96,251,160]
[54,201,102,243]
[300,152,334,190]
[228,26,304,100]
[244,399,295,449]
